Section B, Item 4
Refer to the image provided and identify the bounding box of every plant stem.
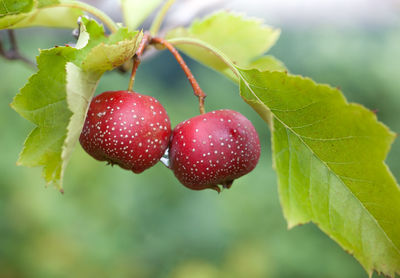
[149,0,177,36]
[128,33,151,92]
[150,37,207,114]
[57,0,119,33]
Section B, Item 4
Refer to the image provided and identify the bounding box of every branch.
[0,30,36,69]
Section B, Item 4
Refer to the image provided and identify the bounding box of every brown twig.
[0,30,36,69]
[150,37,206,115]
[128,33,151,92]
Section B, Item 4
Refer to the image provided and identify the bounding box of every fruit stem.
[57,0,119,33]
[150,37,207,114]
[128,33,151,92]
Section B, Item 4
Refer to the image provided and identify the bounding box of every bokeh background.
[1,0,399,277]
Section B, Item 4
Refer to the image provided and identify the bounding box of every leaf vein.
[286,128,293,219]
[270,101,320,113]
[238,72,400,257]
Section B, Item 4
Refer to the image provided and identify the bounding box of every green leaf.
[246,56,286,72]
[11,18,141,190]
[62,63,101,182]
[37,0,58,8]
[225,55,287,83]
[0,0,82,29]
[0,0,34,15]
[82,29,142,72]
[11,47,75,185]
[120,0,163,30]
[238,68,400,277]
[166,11,281,79]
[73,17,141,68]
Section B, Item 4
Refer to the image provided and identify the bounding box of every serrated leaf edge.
[239,70,399,277]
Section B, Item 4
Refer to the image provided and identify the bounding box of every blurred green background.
[1,12,400,278]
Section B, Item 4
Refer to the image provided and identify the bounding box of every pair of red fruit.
[79,90,260,192]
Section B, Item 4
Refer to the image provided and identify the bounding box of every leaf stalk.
[149,0,177,36]
[56,0,119,33]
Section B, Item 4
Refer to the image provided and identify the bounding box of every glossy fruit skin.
[79,90,171,173]
[169,109,260,191]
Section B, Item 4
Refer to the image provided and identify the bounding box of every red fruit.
[169,109,260,192]
[79,90,171,173]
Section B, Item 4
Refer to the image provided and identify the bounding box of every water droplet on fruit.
[160,148,170,168]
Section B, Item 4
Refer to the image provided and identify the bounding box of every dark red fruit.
[169,109,260,192]
[79,90,171,173]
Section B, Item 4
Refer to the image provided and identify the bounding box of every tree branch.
[0,30,36,69]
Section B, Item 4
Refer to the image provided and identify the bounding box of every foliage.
[240,70,400,276]
[0,0,83,29]
[120,0,164,30]
[0,1,399,277]
[166,11,281,81]
[10,17,141,189]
